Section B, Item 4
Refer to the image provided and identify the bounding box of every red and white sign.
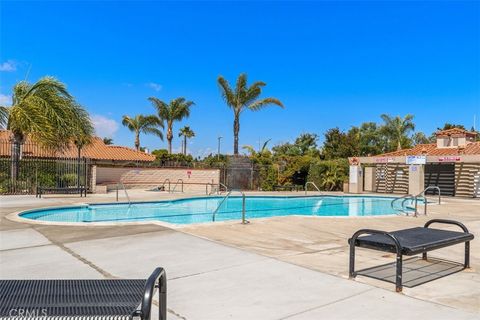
[438,156,461,162]
[375,157,394,163]
[187,170,192,178]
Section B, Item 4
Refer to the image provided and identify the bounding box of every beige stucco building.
[348,128,480,198]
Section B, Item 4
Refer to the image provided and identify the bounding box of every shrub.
[307,159,349,191]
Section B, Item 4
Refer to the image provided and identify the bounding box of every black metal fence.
[0,140,90,195]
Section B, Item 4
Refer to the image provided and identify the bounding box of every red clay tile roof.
[377,142,480,157]
[0,130,156,162]
[435,128,477,137]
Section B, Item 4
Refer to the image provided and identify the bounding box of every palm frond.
[0,106,9,128]
[248,97,284,111]
[217,76,235,108]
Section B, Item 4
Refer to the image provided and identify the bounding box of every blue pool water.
[20,196,407,225]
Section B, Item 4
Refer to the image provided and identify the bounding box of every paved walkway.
[1,193,479,319]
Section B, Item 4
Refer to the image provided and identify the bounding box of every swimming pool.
[19,196,408,225]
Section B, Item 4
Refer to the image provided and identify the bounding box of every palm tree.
[103,137,114,145]
[321,163,343,191]
[217,73,284,155]
[149,97,195,153]
[0,77,93,182]
[380,114,415,151]
[121,114,163,151]
[178,126,195,155]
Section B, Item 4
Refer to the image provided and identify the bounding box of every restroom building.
[348,128,480,198]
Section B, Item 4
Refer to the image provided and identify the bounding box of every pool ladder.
[116,182,131,207]
[390,186,441,217]
[212,189,248,224]
[304,181,321,195]
[171,179,184,193]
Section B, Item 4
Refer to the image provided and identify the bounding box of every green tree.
[294,133,319,155]
[380,114,415,151]
[178,126,195,155]
[437,123,466,131]
[0,77,93,181]
[322,128,355,159]
[121,114,163,151]
[243,139,271,156]
[356,122,386,156]
[217,73,284,155]
[149,97,195,154]
[272,142,302,157]
[103,137,113,145]
[412,132,431,145]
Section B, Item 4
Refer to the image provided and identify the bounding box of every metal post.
[465,241,470,268]
[349,241,355,279]
[217,136,222,161]
[116,183,119,202]
[424,198,427,216]
[395,252,403,292]
[414,196,418,217]
[242,194,246,224]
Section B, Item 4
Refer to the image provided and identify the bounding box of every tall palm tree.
[121,114,163,151]
[380,114,415,151]
[217,73,284,155]
[0,77,93,182]
[178,126,195,155]
[149,97,195,153]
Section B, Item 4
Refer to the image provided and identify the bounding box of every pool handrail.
[212,189,248,224]
[116,182,131,207]
[161,179,171,193]
[218,182,228,194]
[171,179,184,193]
[304,181,321,195]
[205,182,212,195]
[391,194,414,215]
[414,185,441,216]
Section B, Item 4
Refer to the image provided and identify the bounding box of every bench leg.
[395,253,403,292]
[349,242,356,279]
[159,275,167,320]
[465,241,470,268]
[422,252,427,260]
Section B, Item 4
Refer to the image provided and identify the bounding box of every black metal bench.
[0,268,166,320]
[348,219,474,292]
[36,185,87,198]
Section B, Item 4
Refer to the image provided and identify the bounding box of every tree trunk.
[184,136,187,155]
[10,132,24,191]
[167,123,173,154]
[135,131,140,151]
[397,139,402,151]
[233,114,240,155]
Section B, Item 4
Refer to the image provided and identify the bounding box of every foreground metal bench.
[349,219,474,292]
[0,268,166,320]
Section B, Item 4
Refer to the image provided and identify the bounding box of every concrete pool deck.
[1,191,479,319]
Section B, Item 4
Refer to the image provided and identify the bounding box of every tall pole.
[217,136,223,160]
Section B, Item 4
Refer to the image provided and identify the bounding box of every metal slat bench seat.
[36,186,87,198]
[348,219,474,292]
[0,268,166,320]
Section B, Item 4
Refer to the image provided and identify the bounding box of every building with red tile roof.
[348,128,480,198]
[0,130,155,163]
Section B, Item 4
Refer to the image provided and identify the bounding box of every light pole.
[217,136,223,160]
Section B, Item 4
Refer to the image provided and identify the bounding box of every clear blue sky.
[1,1,479,156]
